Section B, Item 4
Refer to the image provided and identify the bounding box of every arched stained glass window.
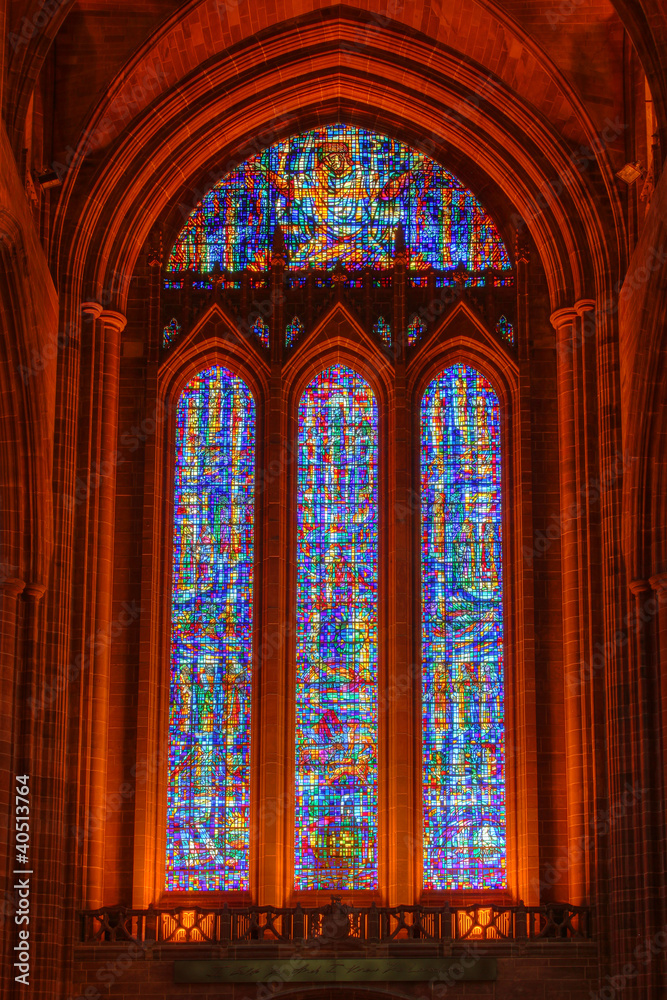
[421,366,506,891]
[162,126,513,899]
[166,366,255,891]
[167,124,511,273]
[294,366,378,890]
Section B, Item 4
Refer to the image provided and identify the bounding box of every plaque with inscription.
[174,957,497,984]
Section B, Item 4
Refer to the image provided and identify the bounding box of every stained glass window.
[163,317,180,348]
[168,125,511,273]
[407,315,425,345]
[166,366,255,891]
[251,317,269,347]
[495,315,515,346]
[286,316,304,348]
[421,366,506,890]
[373,316,391,346]
[294,365,378,890]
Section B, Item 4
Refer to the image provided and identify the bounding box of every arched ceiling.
[7,0,666,154]
[6,0,665,308]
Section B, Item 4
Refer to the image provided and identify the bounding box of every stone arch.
[51,14,624,323]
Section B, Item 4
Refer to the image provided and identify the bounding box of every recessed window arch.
[166,365,256,891]
[294,365,379,891]
[420,365,506,891]
[160,124,514,901]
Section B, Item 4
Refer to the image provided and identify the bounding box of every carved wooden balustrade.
[81,901,590,946]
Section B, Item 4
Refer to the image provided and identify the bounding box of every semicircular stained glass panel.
[166,365,255,892]
[168,125,511,273]
[420,365,506,891]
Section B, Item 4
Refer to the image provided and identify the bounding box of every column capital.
[550,306,578,331]
[0,578,26,599]
[99,310,127,334]
[575,298,596,316]
[81,301,103,320]
[22,582,47,602]
[649,571,667,594]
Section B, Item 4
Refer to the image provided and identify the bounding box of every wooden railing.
[81,901,591,945]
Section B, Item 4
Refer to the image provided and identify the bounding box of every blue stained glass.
[286,316,304,347]
[495,315,515,346]
[421,366,506,890]
[373,316,392,346]
[168,125,511,273]
[294,365,378,890]
[407,316,425,345]
[252,317,269,347]
[163,317,180,348]
[166,366,255,891]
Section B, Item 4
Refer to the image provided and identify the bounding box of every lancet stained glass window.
[421,366,506,890]
[294,366,378,890]
[168,124,511,273]
[166,366,255,891]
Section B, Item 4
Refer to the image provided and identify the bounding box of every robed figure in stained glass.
[167,125,511,274]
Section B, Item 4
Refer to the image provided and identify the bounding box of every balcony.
[81,900,591,947]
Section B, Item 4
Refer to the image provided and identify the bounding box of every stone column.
[650,573,667,850]
[79,304,127,909]
[550,303,595,906]
[17,584,47,770]
[256,362,288,906]
[385,355,415,905]
[640,572,667,999]
[512,242,540,903]
[595,293,634,986]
